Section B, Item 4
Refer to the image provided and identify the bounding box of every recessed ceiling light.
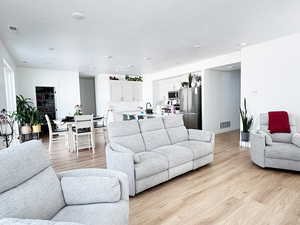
[144,57,152,61]
[8,25,18,32]
[240,42,247,47]
[72,12,85,20]
[128,65,134,68]
[22,61,28,64]
[49,47,55,51]
[193,44,201,48]
[105,55,113,59]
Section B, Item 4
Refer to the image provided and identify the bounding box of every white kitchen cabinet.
[109,80,142,102]
[110,81,123,102]
[122,82,134,101]
[132,82,143,102]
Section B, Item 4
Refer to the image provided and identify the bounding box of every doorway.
[79,77,96,115]
[36,87,56,120]
[203,63,241,134]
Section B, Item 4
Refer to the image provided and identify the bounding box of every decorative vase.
[21,124,32,134]
[241,132,250,142]
[32,124,41,133]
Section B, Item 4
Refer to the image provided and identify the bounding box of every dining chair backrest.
[74,115,93,132]
[45,114,53,134]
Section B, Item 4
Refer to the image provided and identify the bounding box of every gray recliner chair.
[0,141,129,225]
[250,113,300,171]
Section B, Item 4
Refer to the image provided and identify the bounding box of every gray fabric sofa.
[250,113,300,171]
[0,141,129,225]
[106,115,215,196]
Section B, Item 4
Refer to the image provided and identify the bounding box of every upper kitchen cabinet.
[109,80,142,102]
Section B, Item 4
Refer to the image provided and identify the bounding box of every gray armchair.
[250,113,300,171]
[0,141,129,225]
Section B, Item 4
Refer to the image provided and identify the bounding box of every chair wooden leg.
[89,134,91,152]
[75,135,79,158]
[48,136,53,153]
[91,133,95,154]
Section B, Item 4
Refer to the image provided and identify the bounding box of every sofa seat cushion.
[134,152,169,180]
[152,145,193,168]
[271,133,292,143]
[265,143,300,161]
[52,201,128,225]
[175,141,213,159]
[0,218,84,225]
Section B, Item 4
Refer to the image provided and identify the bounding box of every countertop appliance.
[145,102,153,114]
[179,87,202,129]
[168,91,178,100]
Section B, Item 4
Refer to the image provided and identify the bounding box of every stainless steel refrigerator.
[179,87,202,129]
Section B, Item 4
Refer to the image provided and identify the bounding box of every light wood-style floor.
[45,130,300,225]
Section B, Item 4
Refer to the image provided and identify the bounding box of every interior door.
[36,87,56,120]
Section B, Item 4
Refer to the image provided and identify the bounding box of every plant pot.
[241,132,250,142]
[32,124,41,133]
[21,124,32,134]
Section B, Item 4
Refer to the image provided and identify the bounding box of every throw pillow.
[61,176,121,205]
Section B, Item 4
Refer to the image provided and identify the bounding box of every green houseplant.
[240,98,253,141]
[30,108,42,133]
[15,95,34,134]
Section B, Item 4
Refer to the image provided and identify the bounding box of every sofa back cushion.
[139,118,171,150]
[0,167,65,220]
[260,113,296,143]
[108,120,145,153]
[0,140,51,193]
[0,141,65,220]
[61,176,121,205]
[163,115,188,144]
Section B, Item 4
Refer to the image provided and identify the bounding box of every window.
[3,59,16,112]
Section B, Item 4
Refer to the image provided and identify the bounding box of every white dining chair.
[73,115,95,158]
[45,114,68,153]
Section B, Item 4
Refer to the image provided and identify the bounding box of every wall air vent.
[8,26,18,32]
[220,121,231,129]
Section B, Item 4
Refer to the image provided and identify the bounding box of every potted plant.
[181,82,189,88]
[31,108,42,133]
[74,104,83,116]
[15,95,34,134]
[240,98,253,142]
[188,73,193,88]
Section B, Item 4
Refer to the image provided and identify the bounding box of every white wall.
[0,40,16,111]
[241,33,300,131]
[203,69,241,133]
[16,67,80,119]
[143,51,241,104]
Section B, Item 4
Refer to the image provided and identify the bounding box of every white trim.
[3,59,16,113]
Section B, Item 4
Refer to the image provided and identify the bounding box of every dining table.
[53,116,104,153]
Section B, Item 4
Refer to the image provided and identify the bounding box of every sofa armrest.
[0,218,83,225]
[110,143,141,163]
[57,168,129,201]
[106,144,136,196]
[250,132,266,168]
[188,129,214,143]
